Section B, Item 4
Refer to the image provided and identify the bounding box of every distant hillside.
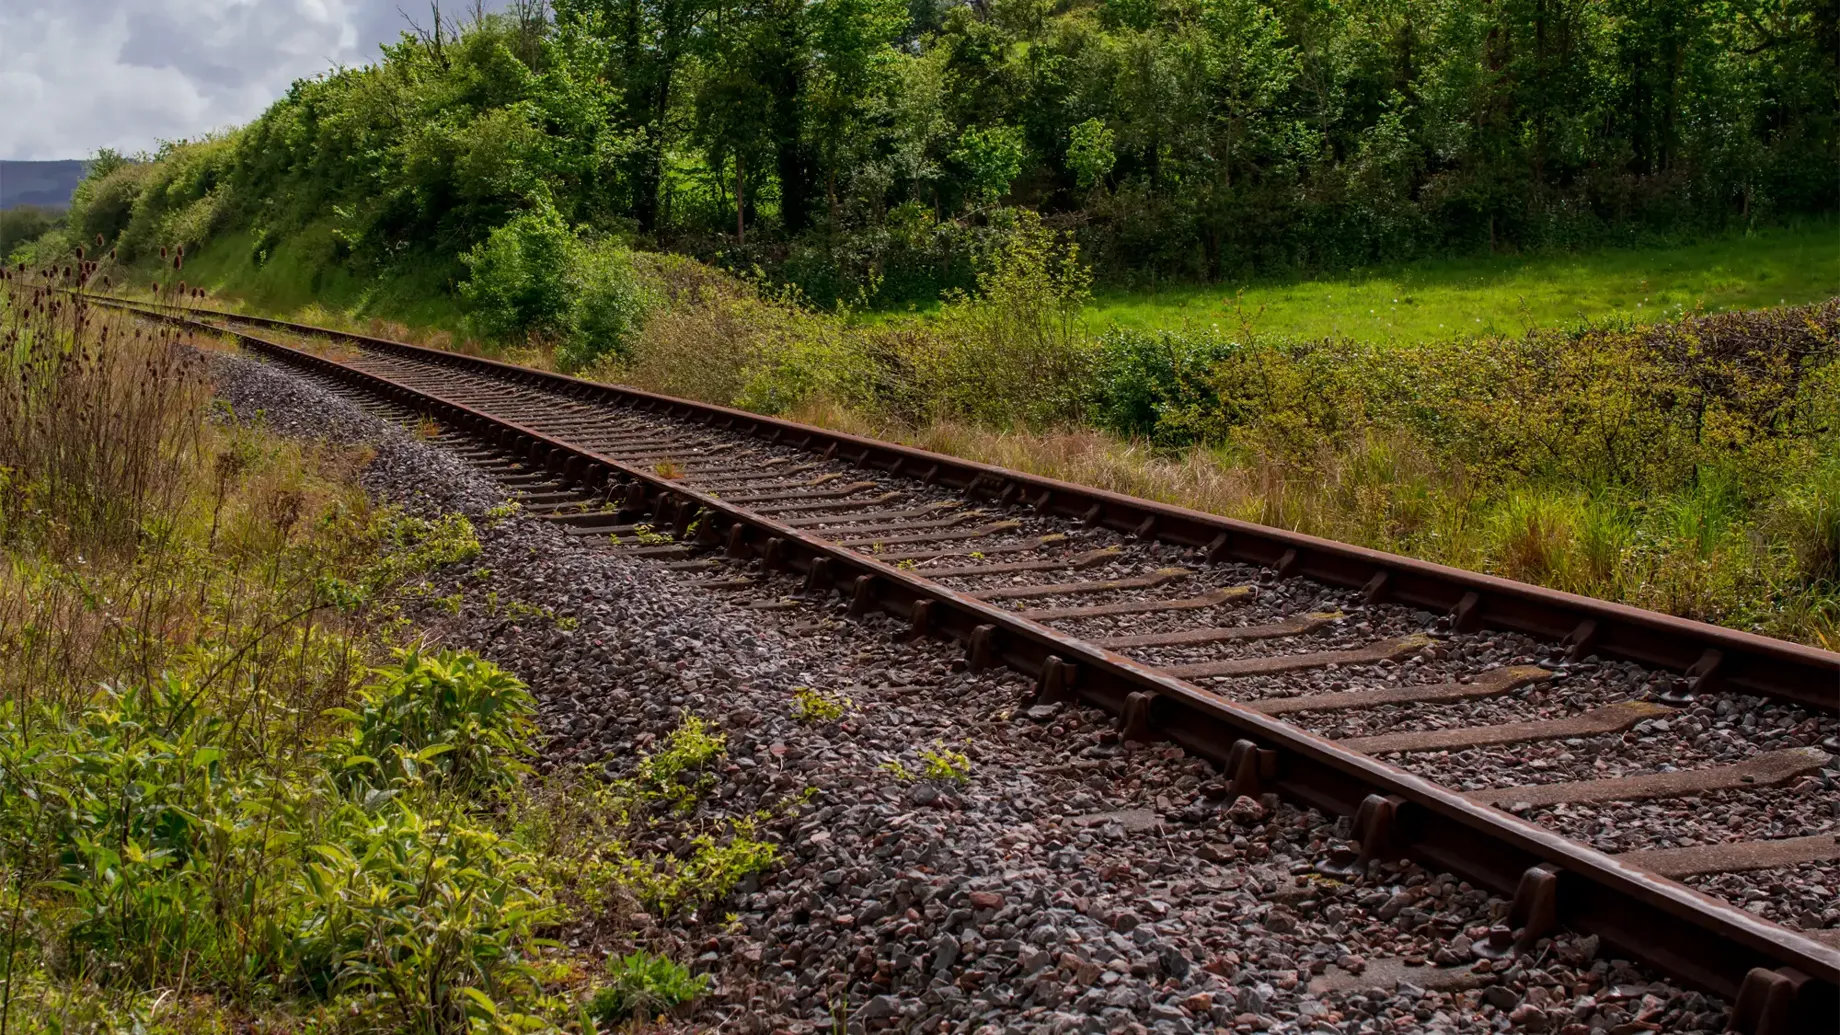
[0,160,87,209]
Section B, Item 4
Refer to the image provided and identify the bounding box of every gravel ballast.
[206,350,1772,1034]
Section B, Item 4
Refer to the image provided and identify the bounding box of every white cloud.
[0,0,513,160]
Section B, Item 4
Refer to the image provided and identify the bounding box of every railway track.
[103,294,1839,1033]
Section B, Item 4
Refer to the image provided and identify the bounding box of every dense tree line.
[58,0,1838,304]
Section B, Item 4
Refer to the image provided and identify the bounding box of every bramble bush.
[1072,301,1840,640]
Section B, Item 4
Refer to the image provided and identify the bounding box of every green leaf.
[460,987,501,1016]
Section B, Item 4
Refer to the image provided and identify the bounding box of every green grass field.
[1084,219,1839,340]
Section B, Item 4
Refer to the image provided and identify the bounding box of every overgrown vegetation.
[515,715,790,921]
[0,279,766,1031]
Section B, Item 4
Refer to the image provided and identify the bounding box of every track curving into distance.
[101,294,1840,1034]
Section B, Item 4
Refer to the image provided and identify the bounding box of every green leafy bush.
[1066,118,1116,191]
[459,201,575,342]
[70,156,149,252]
[459,209,650,366]
[288,802,559,1032]
[1090,327,1240,445]
[328,650,537,796]
[585,951,707,1023]
[916,213,1096,429]
[950,125,1027,206]
[559,236,649,371]
[0,206,60,261]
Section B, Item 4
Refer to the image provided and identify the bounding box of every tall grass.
[0,270,208,553]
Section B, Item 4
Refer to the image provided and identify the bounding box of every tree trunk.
[764,4,811,235]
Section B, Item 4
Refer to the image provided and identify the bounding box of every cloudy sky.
[0,1,515,160]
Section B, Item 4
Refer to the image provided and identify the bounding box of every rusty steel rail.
[104,295,1840,1033]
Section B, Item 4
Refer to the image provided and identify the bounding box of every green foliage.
[0,661,557,1032]
[510,715,790,921]
[328,650,537,797]
[49,0,1834,320]
[919,213,1095,428]
[607,817,781,917]
[585,951,708,1023]
[0,206,61,261]
[288,802,558,1033]
[1091,327,1241,445]
[1066,119,1116,191]
[789,687,849,724]
[918,741,971,784]
[560,236,649,370]
[70,159,151,252]
[635,714,727,812]
[1038,299,1840,639]
[1772,455,1840,587]
[460,201,575,342]
[881,741,971,784]
[0,283,795,1031]
[950,125,1028,206]
[320,512,482,611]
[455,206,649,363]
